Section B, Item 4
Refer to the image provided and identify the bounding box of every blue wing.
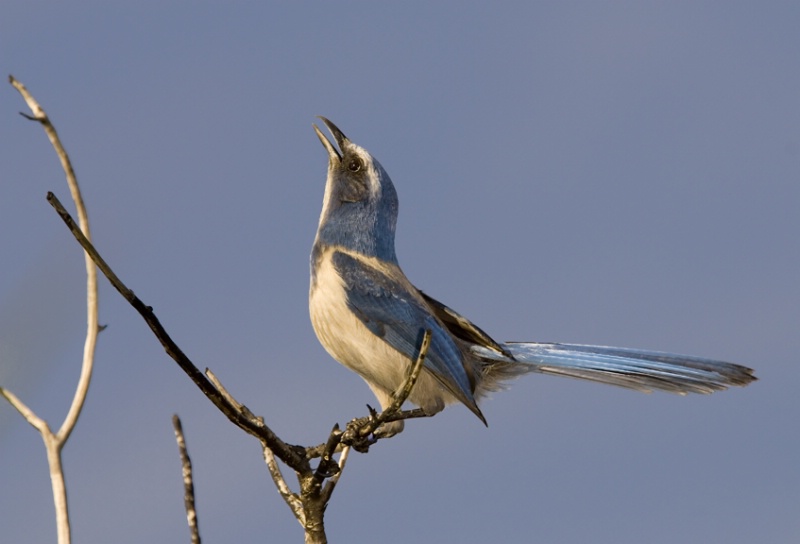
[332,251,483,418]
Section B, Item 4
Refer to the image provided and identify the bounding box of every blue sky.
[2,3,798,543]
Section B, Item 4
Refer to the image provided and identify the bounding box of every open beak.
[313,116,349,162]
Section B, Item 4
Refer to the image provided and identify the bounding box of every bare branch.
[8,75,100,446]
[263,446,306,526]
[0,387,51,435]
[4,75,105,544]
[336,330,432,452]
[45,192,310,473]
[372,330,431,426]
[44,194,437,542]
[314,424,344,481]
[43,435,71,544]
[205,369,260,422]
[304,350,432,461]
[172,415,201,544]
[206,364,309,522]
[281,337,430,543]
[320,446,350,503]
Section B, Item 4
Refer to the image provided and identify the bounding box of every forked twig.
[1,75,101,544]
[264,446,306,526]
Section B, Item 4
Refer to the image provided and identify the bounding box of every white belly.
[309,249,450,413]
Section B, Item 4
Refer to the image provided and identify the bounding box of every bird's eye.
[347,157,362,172]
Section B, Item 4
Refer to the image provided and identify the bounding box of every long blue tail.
[476,342,756,395]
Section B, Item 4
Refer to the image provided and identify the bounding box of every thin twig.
[205,369,259,422]
[8,75,99,446]
[263,445,306,526]
[0,384,71,537]
[208,368,313,528]
[0,388,50,435]
[303,334,432,461]
[370,330,431,430]
[320,446,350,503]
[336,330,432,452]
[205,369,245,411]
[313,424,344,481]
[207,364,309,521]
[172,415,201,544]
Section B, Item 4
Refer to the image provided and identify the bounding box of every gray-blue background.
[2,3,797,542]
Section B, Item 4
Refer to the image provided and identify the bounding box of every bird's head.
[313,117,399,262]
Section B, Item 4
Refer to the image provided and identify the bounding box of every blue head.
[312,118,399,263]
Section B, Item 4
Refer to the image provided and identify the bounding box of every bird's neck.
[313,226,397,263]
[314,202,398,263]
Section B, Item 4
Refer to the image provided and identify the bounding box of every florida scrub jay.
[308,118,755,437]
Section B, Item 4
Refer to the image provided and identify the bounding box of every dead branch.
[46,190,433,542]
[1,75,101,544]
[172,415,201,544]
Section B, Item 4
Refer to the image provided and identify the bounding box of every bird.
[308,117,756,437]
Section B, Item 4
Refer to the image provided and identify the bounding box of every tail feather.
[473,342,756,395]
